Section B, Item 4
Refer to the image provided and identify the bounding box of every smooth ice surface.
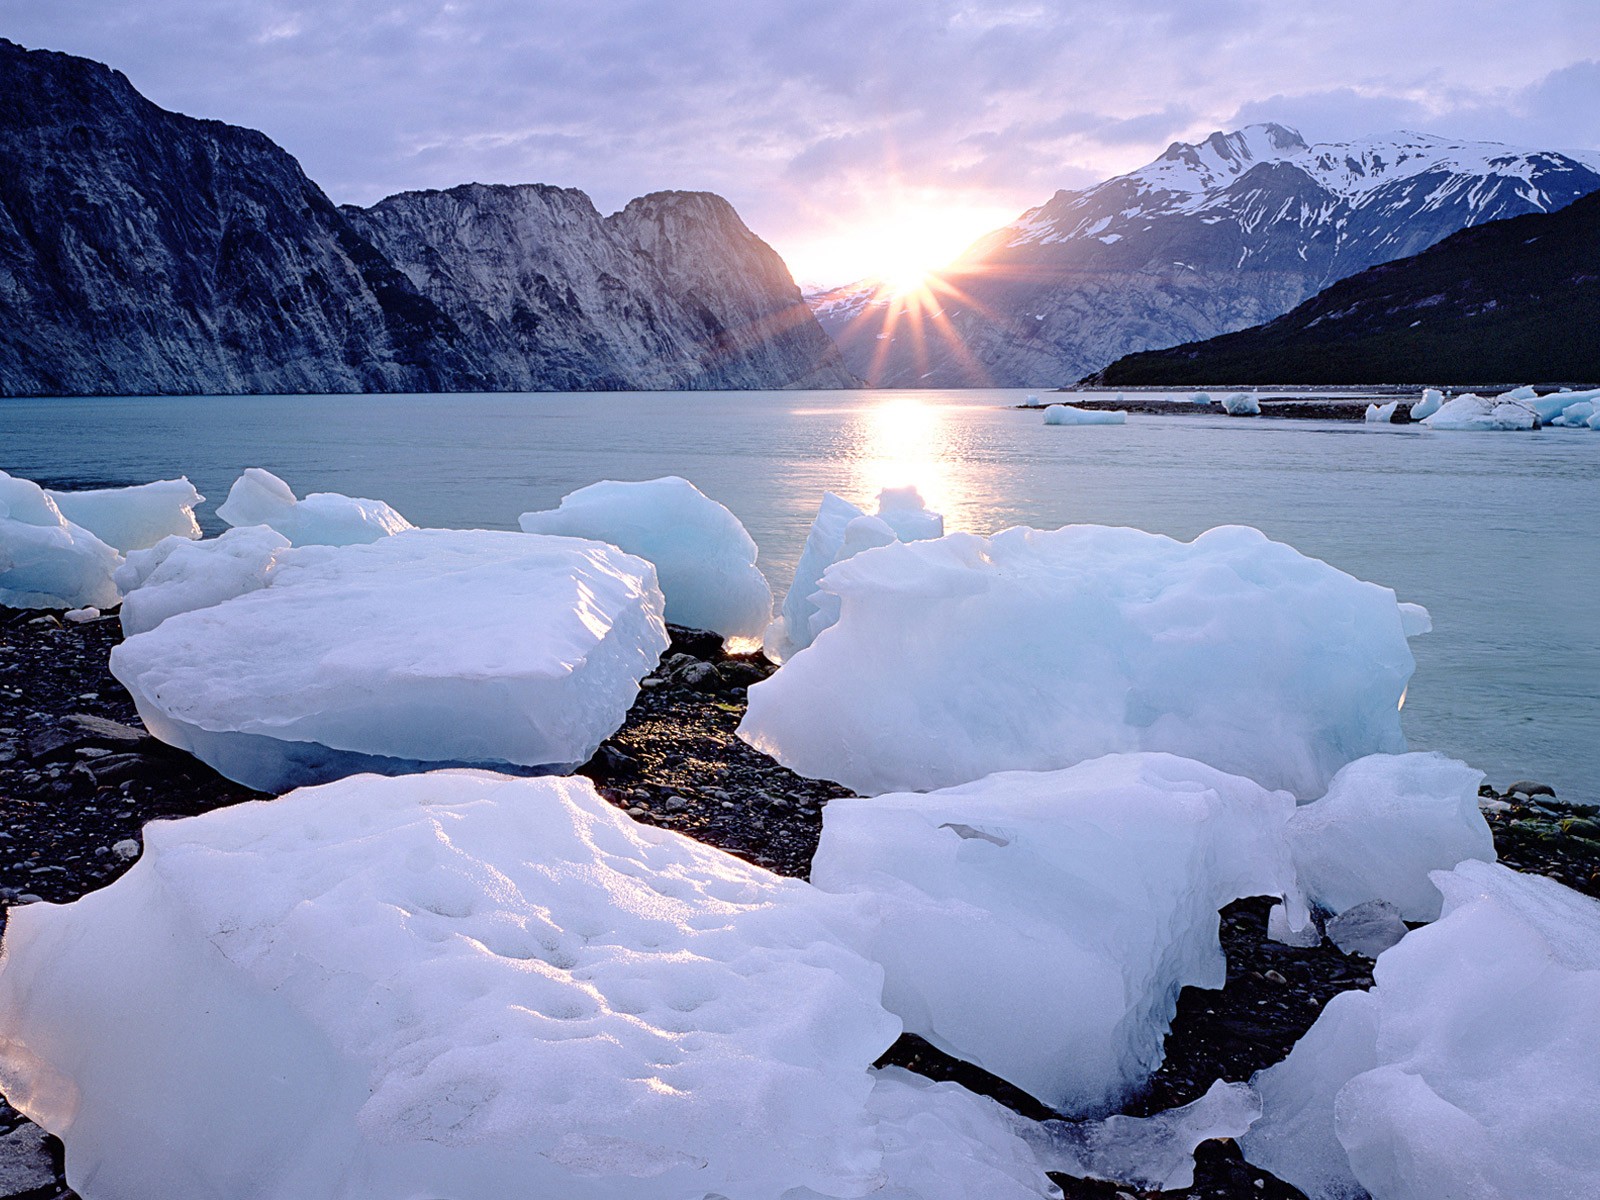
[1245,860,1600,1200]
[1324,900,1408,958]
[0,772,931,1200]
[1363,401,1398,424]
[1408,389,1443,421]
[1289,752,1494,922]
[1421,393,1537,431]
[1043,404,1126,425]
[115,526,293,636]
[1221,392,1261,415]
[47,478,203,552]
[1022,1080,1261,1191]
[216,467,414,546]
[810,753,1301,1113]
[0,470,121,610]
[110,530,668,791]
[520,476,771,640]
[743,524,1420,799]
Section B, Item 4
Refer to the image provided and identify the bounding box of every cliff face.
[0,40,854,396]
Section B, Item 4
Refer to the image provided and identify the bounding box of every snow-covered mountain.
[812,124,1600,386]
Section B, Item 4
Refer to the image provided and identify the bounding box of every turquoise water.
[3,388,1595,801]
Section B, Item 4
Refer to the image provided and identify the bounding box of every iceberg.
[1242,860,1600,1200]
[110,530,668,791]
[1220,392,1261,415]
[742,524,1422,799]
[519,476,771,641]
[1288,752,1495,922]
[1420,393,1537,431]
[1408,389,1444,421]
[1362,401,1398,424]
[1042,404,1126,425]
[810,753,1302,1113]
[115,526,293,637]
[216,467,414,546]
[46,478,203,552]
[0,470,122,610]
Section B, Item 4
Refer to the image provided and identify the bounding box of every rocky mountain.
[0,40,854,396]
[812,124,1600,387]
[1093,189,1600,386]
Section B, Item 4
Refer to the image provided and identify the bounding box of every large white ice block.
[0,772,928,1200]
[742,524,1421,798]
[1043,404,1126,426]
[216,467,414,546]
[0,470,122,610]
[109,530,668,791]
[1289,752,1495,922]
[1409,389,1444,421]
[1420,393,1537,431]
[1242,860,1600,1200]
[46,478,203,552]
[115,526,293,636]
[520,476,771,641]
[810,753,1301,1114]
[1221,392,1261,415]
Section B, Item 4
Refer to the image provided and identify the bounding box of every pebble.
[111,839,140,860]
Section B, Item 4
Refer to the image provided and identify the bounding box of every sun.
[783,197,1018,295]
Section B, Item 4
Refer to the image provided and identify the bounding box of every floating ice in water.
[1409,388,1444,421]
[0,470,122,610]
[110,530,668,791]
[46,478,203,552]
[742,524,1423,799]
[809,753,1302,1113]
[1042,404,1127,425]
[1363,401,1398,424]
[1191,392,1212,403]
[1243,860,1600,1200]
[1220,392,1261,415]
[115,526,293,636]
[1420,392,1537,431]
[763,488,944,662]
[0,771,939,1200]
[1020,1080,1261,1191]
[520,476,771,641]
[1288,753,1494,922]
[1022,393,1043,407]
[1324,899,1409,958]
[216,467,414,546]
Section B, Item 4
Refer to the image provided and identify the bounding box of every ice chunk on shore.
[810,754,1302,1113]
[1409,389,1443,421]
[1324,899,1408,957]
[1243,860,1600,1200]
[47,478,203,552]
[874,484,945,542]
[0,470,122,610]
[520,476,771,641]
[1289,753,1494,922]
[1221,392,1261,415]
[217,467,413,546]
[110,530,667,791]
[1363,401,1398,424]
[115,526,293,636]
[1421,393,1537,431]
[1043,404,1127,425]
[0,772,921,1200]
[743,524,1419,798]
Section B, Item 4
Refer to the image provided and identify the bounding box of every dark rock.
[0,1121,56,1198]
[63,714,147,744]
[1505,780,1557,799]
[665,626,724,660]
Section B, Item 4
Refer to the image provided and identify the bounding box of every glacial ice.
[1324,899,1408,958]
[1362,401,1398,424]
[1220,392,1261,415]
[1288,752,1494,922]
[809,753,1302,1113]
[110,530,668,791]
[1042,403,1126,425]
[115,526,293,637]
[742,524,1422,799]
[0,470,122,610]
[1243,860,1600,1200]
[1420,392,1537,430]
[1408,388,1443,421]
[763,487,944,662]
[520,476,772,641]
[46,478,203,552]
[216,467,414,546]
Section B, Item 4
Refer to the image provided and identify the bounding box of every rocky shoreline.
[1028,396,1414,421]
[2,606,1595,1199]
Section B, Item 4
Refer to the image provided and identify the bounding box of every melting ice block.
[217,467,414,546]
[742,524,1422,798]
[46,478,203,552]
[1363,401,1398,424]
[1409,389,1444,421]
[110,530,668,791]
[1042,404,1126,425]
[0,772,926,1200]
[0,470,122,610]
[1289,752,1495,922]
[520,476,771,641]
[810,753,1302,1114]
[1220,392,1260,415]
[1243,860,1600,1200]
[115,526,293,636]
[1420,393,1537,431]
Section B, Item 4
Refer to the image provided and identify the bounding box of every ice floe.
[1362,401,1398,424]
[46,478,203,552]
[0,470,122,610]
[110,530,668,790]
[520,475,772,642]
[1043,403,1126,425]
[1408,388,1444,421]
[115,525,293,636]
[216,467,414,546]
[1421,392,1537,431]
[1220,392,1261,415]
[742,524,1422,798]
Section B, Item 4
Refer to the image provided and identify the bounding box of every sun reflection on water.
[848,395,962,522]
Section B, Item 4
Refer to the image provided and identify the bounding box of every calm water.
[3,388,1596,801]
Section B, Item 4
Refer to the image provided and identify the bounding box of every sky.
[7,1,1600,286]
